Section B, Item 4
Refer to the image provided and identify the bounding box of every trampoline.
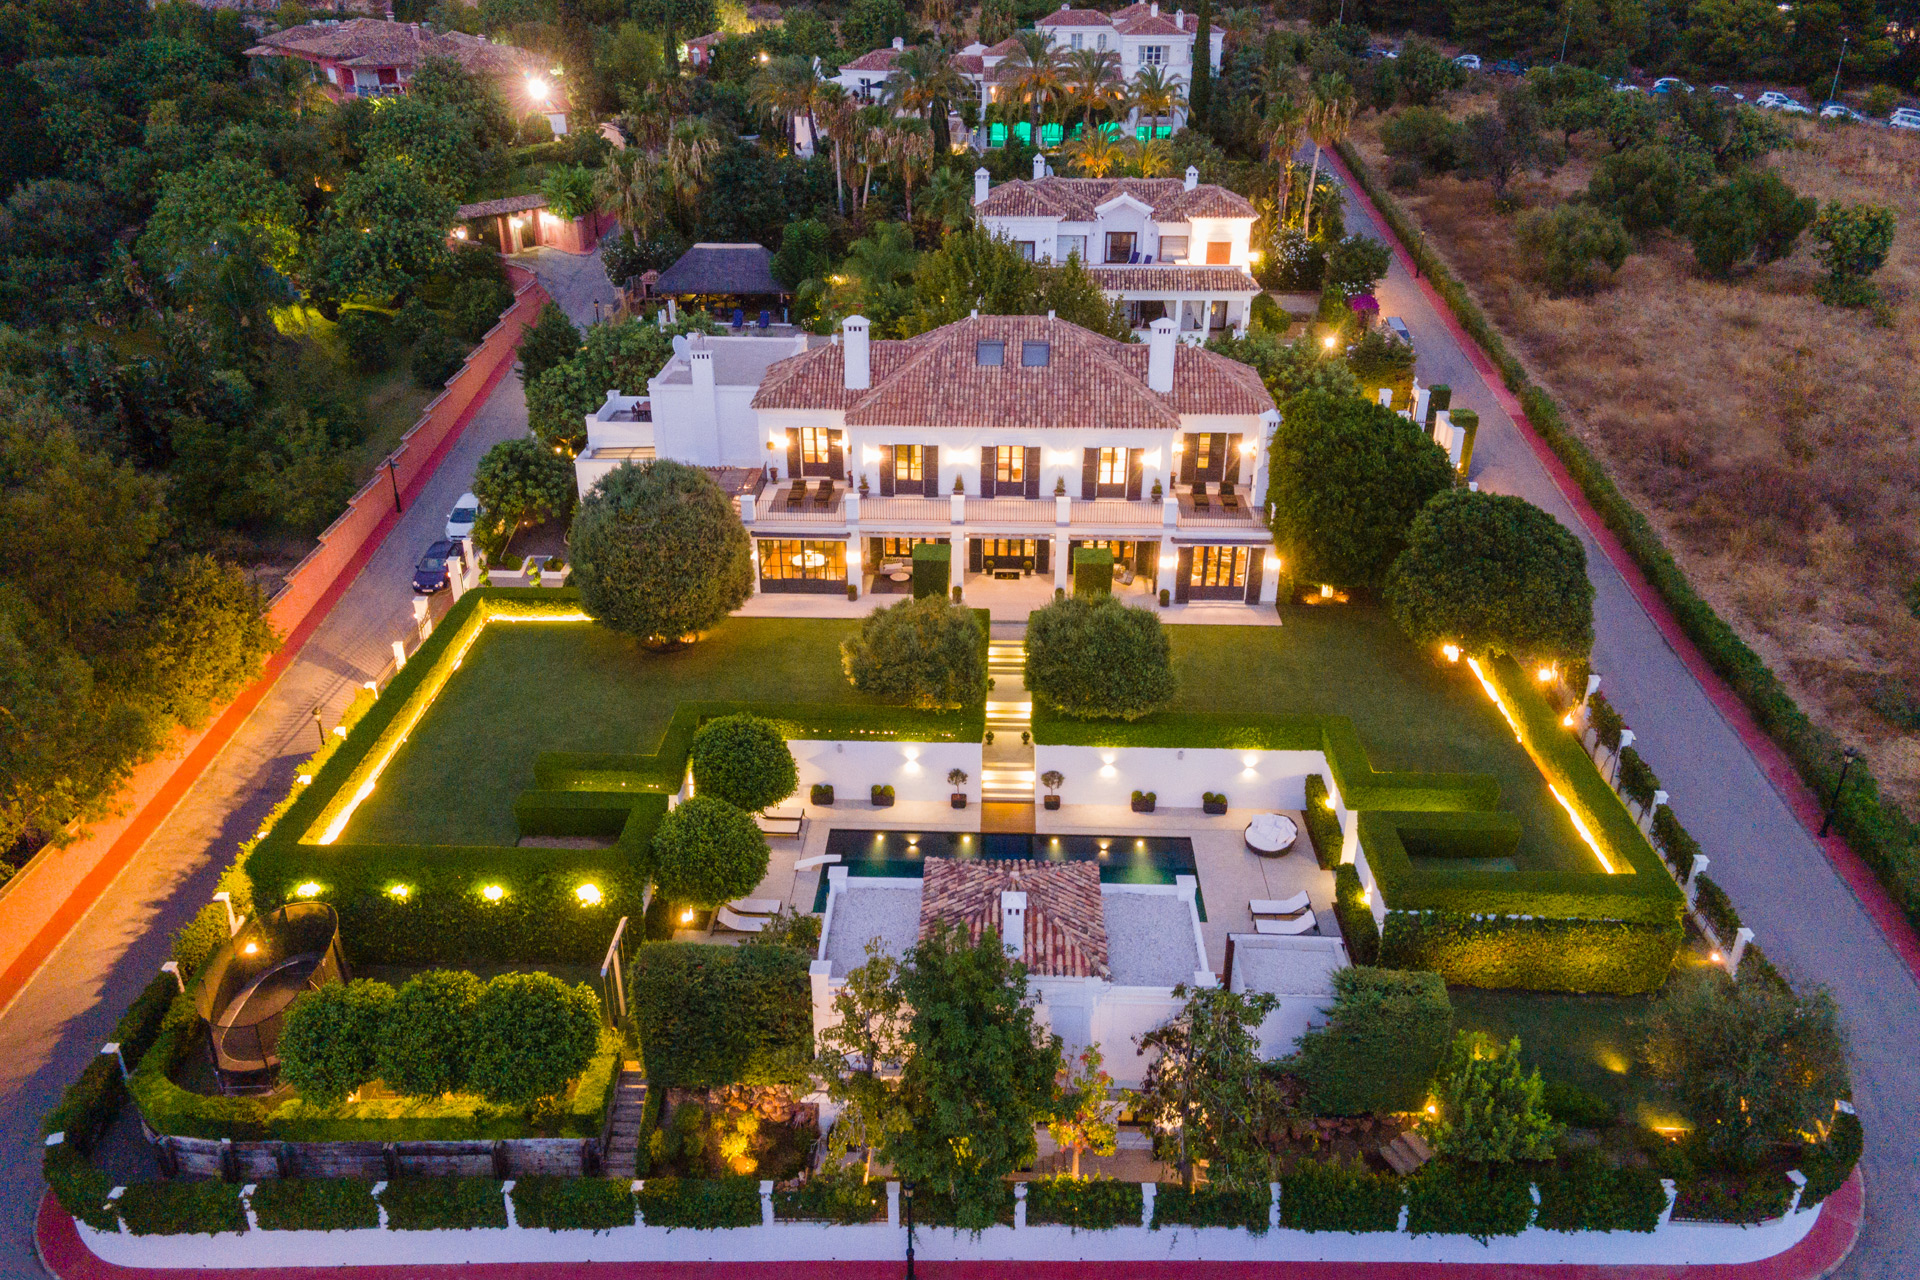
[193,902,348,1091]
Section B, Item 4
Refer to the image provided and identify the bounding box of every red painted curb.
[31,1170,1863,1280]
[0,288,542,1019]
[1326,151,1920,983]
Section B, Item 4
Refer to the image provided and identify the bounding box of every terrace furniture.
[784,483,806,510]
[1219,483,1241,513]
[1255,912,1319,935]
[888,571,911,582]
[1190,488,1211,513]
[1116,565,1135,585]
[728,898,786,916]
[1244,813,1299,855]
[758,310,771,330]
[716,906,768,933]
[812,480,836,509]
[731,308,746,329]
[1250,892,1311,917]
[755,806,804,837]
[1380,1130,1435,1176]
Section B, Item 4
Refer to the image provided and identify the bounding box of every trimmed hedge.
[1290,968,1452,1116]
[1618,747,1660,809]
[628,943,813,1087]
[1651,804,1700,878]
[1380,910,1682,995]
[911,542,950,599]
[1587,692,1625,753]
[1672,1171,1793,1224]
[1303,774,1342,870]
[1333,865,1380,965]
[773,1174,887,1224]
[1337,139,1919,939]
[1072,545,1114,598]
[1404,1162,1534,1240]
[1024,1176,1142,1230]
[1150,1184,1270,1234]
[635,1177,762,1228]
[1693,874,1742,948]
[381,1178,508,1231]
[119,1180,246,1237]
[1279,1160,1402,1232]
[251,1179,382,1232]
[511,1177,636,1232]
[1534,1157,1665,1233]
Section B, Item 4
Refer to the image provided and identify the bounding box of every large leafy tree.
[1514,202,1631,297]
[138,156,303,279]
[1686,169,1816,279]
[313,159,456,306]
[883,922,1063,1229]
[1135,985,1281,1191]
[1384,489,1595,664]
[472,437,577,553]
[814,943,911,1182]
[362,95,481,199]
[647,794,771,908]
[517,302,581,389]
[1267,390,1453,590]
[902,227,1128,339]
[688,714,798,812]
[1426,1033,1562,1163]
[122,555,275,727]
[570,460,752,643]
[841,595,988,708]
[1643,969,1849,1166]
[467,972,603,1104]
[1024,595,1175,721]
[1047,1046,1127,1179]
[1207,329,1361,403]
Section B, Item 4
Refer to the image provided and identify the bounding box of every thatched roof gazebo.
[652,243,790,318]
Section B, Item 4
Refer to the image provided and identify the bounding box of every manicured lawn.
[1167,603,1590,873]
[344,618,876,846]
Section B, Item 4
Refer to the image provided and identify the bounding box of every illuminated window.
[1191,433,1212,474]
[800,427,833,464]
[1097,448,1128,487]
[894,444,924,482]
[1190,546,1249,588]
[995,447,1025,484]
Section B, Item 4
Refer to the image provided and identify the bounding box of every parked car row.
[411,493,484,595]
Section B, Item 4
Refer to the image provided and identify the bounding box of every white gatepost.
[391,638,407,672]
[1014,1183,1028,1229]
[949,528,966,593]
[760,1180,775,1227]
[887,1181,901,1227]
[1053,533,1069,592]
[1685,855,1709,902]
[1641,789,1668,835]
[1139,1183,1155,1228]
[1729,926,1755,975]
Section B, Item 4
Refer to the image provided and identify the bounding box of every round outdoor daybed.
[194,902,349,1091]
[1244,813,1300,857]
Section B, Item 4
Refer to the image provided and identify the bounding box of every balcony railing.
[746,486,1258,531]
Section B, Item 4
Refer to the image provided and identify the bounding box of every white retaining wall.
[788,739,983,807]
[1033,746,1331,810]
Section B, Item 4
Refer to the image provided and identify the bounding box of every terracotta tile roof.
[918,859,1108,979]
[1110,3,1224,33]
[751,314,1271,427]
[687,32,723,50]
[1036,8,1116,26]
[953,53,984,74]
[1086,264,1261,292]
[983,36,1025,56]
[840,47,903,72]
[248,20,569,107]
[976,177,1255,221]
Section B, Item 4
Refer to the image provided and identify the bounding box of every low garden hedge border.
[1534,1157,1666,1233]
[511,1177,636,1232]
[1332,865,1380,966]
[1024,1176,1142,1230]
[772,1176,887,1224]
[250,1179,383,1232]
[1404,1163,1536,1241]
[1380,910,1682,995]
[634,1177,763,1229]
[382,1177,508,1230]
[1279,1160,1402,1233]
[1336,139,1919,937]
[1150,1184,1269,1234]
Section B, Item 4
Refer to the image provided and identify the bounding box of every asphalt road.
[1326,158,1917,1279]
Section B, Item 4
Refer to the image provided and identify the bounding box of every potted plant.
[985,730,995,745]
[871,783,895,808]
[1054,476,1067,496]
[1151,478,1164,502]
[811,782,835,806]
[846,583,858,601]
[948,768,969,809]
[953,474,965,494]
[1203,791,1228,816]
[1159,588,1171,607]
[859,474,870,496]
[1131,790,1157,814]
[951,585,963,603]
[1041,769,1064,811]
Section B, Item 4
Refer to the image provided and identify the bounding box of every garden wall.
[788,739,984,807]
[1032,745,1329,811]
[156,1136,600,1181]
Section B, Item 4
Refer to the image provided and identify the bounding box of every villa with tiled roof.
[578,312,1279,606]
[973,161,1262,339]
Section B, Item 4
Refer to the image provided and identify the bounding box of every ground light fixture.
[679,908,695,924]
[1322,333,1338,351]
[575,883,603,906]
[482,884,505,902]
[526,76,548,103]
[1440,643,1461,663]
[387,884,411,900]
[295,882,322,898]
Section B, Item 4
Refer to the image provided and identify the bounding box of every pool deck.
[730,802,1335,976]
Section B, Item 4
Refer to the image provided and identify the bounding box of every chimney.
[1148,317,1177,393]
[999,891,1027,959]
[842,316,871,390]
[974,166,990,204]
[892,35,905,50]
[1184,165,1199,191]
[1149,2,1158,15]
[1032,152,1046,181]
[689,335,719,453]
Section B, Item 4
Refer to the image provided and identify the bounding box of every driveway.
[1321,153,1917,1279]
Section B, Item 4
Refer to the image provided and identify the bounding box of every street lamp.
[1827,36,1848,108]
[903,1181,916,1280]
[1818,747,1862,838]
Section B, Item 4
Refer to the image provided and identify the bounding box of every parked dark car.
[412,539,466,595]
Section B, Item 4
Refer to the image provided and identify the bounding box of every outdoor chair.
[1250,892,1311,917]
[1255,911,1319,936]
[758,310,771,329]
[1220,483,1241,513]
[1190,488,1211,513]
[715,906,768,933]
[755,805,804,837]
[728,897,785,916]
[784,483,806,510]
[812,480,836,509]
[731,308,746,329]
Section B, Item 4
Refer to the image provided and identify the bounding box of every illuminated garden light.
[482,884,505,902]
[295,882,322,898]
[387,884,411,900]
[576,883,603,906]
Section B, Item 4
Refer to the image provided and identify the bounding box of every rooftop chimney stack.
[974,166,990,204]
[842,316,871,390]
[1033,152,1047,181]
[892,35,905,49]
[1148,318,1177,393]
[999,891,1028,959]
[1184,165,1199,191]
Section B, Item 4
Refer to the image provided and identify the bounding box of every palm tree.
[1124,134,1173,177]
[921,0,959,33]
[1063,47,1124,129]
[889,122,935,221]
[1302,74,1355,240]
[922,166,978,233]
[750,55,819,151]
[815,83,857,213]
[854,105,892,208]
[595,146,667,238]
[1128,64,1185,138]
[1064,125,1124,177]
[1264,94,1307,226]
[1003,32,1067,133]
[665,117,722,212]
[885,42,968,154]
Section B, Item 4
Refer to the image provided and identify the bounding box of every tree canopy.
[570,460,753,644]
[647,794,771,908]
[840,595,988,708]
[1135,985,1281,1191]
[1024,595,1176,720]
[472,437,577,554]
[688,714,798,812]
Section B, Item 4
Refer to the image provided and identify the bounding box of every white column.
[749,540,762,594]
[1053,534,1069,591]
[1259,548,1279,603]
[949,528,966,593]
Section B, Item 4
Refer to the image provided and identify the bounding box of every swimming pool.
[811,828,1205,919]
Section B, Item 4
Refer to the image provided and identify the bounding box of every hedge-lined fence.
[1335,140,1919,937]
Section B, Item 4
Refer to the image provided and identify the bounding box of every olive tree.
[840,595,987,708]
[1384,489,1594,664]
[1515,202,1631,297]
[648,794,771,908]
[689,714,797,812]
[571,460,752,644]
[1024,595,1175,720]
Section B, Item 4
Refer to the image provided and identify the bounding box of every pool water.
[811,828,1205,920]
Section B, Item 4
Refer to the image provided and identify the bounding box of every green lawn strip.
[1446,986,1672,1125]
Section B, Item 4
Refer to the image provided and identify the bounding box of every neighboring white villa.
[579,312,1280,607]
[810,858,1345,1088]
[973,161,1262,338]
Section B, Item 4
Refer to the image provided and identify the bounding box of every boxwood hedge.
[1024,1176,1142,1230]
[1279,1160,1402,1232]
[1404,1162,1534,1240]
[1150,1184,1270,1234]
[634,1176,762,1228]
[119,1180,245,1237]
[511,1177,636,1232]
[628,943,813,1087]
[1380,910,1682,995]
[1534,1157,1665,1233]
[381,1177,508,1230]
[251,1178,382,1232]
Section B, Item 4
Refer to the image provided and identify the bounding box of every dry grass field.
[1350,105,1920,807]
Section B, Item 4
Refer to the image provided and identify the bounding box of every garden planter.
[951,793,968,810]
[1203,799,1228,816]
[1043,795,1061,811]
[871,786,894,807]
[811,784,834,806]
[1130,794,1156,814]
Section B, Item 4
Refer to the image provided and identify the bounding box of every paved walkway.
[1318,151,1916,1280]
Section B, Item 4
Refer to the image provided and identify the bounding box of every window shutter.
[1036,538,1050,573]
[980,445,996,498]
[785,428,802,481]
[1224,433,1242,485]
[1024,447,1041,498]
[879,445,895,497]
[1126,448,1144,500]
[968,538,983,572]
[828,430,846,480]
[1175,547,1193,602]
[1179,435,1196,485]
[1244,546,1264,604]
[1081,448,1098,500]
[1209,434,1227,482]
[922,445,939,497]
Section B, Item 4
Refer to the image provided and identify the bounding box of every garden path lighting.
[295,882,322,898]
[1322,334,1338,351]
[1536,666,1555,682]
[1440,643,1460,663]
[388,884,411,900]
[527,76,549,103]
[679,908,695,924]
[483,884,505,902]
[242,941,259,956]
[1819,747,1862,838]
[311,707,327,750]
[576,883,603,906]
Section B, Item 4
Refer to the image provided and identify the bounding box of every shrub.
[1025,595,1175,720]
[1686,169,1816,278]
[1404,1161,1534,1239]
[1072,545,1114,598]
[1289,967,1451,1115]
[840,595,988,707]
[1514,203,1631,296]
[511,1177,635,1232]
[1797,1109,1863,1203]
[1279,1157,1402,1232]
[1262,226,1324,290]
[410,325,467,388]
[689,715,798,812]
[810,782,833,804]
[518,301,581,389]
[648,795,770,909]
[775,1171,885,1224]
[910,542,950,598]
[380,1177,507,1230]
[335,307,394,372]
[1429,1033,1562,1163]
[377,969,482,1098]
[467,972,602,1104]
[1150,1183,1269,1233]
[1617,746,1660,808]
[539,164,598,221]
[1542,1080,1615,1129]
[571,461,753,644]
[1810,200,1896,305]
[1268,390,1453,590]
[1385,490,1595,666]
[1535,1155,1665,1232]
[1380,911,1680,995]
[1693,874,1741,945]
[119,1180,246,1236]
[1587,145,1690,236]
[1302,774,1343,870]
[628,943,813,1086]
[251,1178,381,1231]
[1586,691,1624,752]
[1332,864,1379,965]
[277,980,396,1108]
[634,1177,762,1228]
[449,275,515,342]
[1024,1176,1141,1230]
[1323,234,1393,301]
[1380,105,1464,178]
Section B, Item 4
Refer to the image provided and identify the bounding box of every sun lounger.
[1255,911,1319,935]
[728,898,786,916]
[812,480,836,509]
[784,484,806,510]
[1219,483,1241,512]
[716,906,768,932]
[1250,892,1311,917]
[755,810,803,837]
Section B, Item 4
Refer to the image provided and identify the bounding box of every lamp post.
[903,1181,916,1280]
[1819,747,1862,838]
[312,707,327,750]
[1827,37,1848,107]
